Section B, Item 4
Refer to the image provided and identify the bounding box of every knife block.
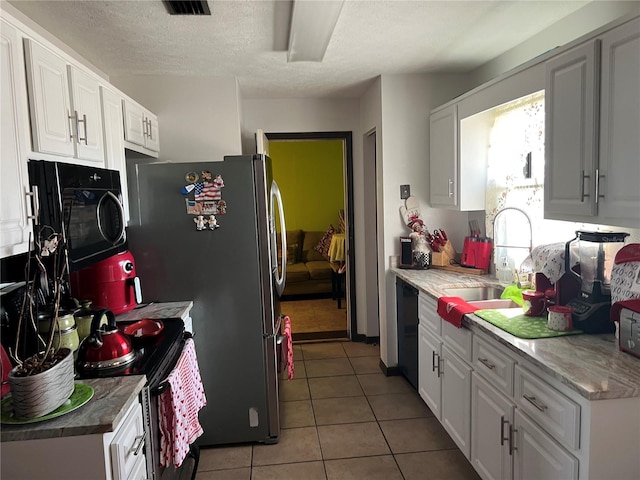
[431,241,456,266]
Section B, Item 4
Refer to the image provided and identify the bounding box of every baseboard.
[292,330,348,341]
[351,334,379,345]
[379,359,401,376]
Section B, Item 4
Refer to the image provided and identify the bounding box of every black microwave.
[28,160,127,271]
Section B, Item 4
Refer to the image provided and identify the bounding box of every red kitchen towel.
[437,296,479,328]
[158,338,207,468]
[284,316,294,380]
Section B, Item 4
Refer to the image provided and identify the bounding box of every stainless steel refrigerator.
[126,154,287,446]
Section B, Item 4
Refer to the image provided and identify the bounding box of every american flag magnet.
[184,172,226,228]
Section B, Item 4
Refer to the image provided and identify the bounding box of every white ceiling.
[6,0,592,98]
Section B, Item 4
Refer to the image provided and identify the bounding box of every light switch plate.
[400,184,410,199]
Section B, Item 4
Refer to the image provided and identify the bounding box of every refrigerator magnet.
[185,199,204,215]
[194,215,206,230]
[185,171,199,183]
[181,184,195,195]
[208,215,220,229]
[194,173,224,202]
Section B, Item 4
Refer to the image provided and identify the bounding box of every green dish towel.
[474,309,583,339]
[500,285,525,306]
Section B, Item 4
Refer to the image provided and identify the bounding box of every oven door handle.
[151,331,194,396]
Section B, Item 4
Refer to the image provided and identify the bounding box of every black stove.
[77,317,186,387]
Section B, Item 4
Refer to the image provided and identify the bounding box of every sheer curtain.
[485,91,576,270]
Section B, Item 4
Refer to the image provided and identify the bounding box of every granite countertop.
[116,300,194,323]
[393,267,640,401]
[1,375,146,442]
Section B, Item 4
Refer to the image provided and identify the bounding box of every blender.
[563,231,629,333]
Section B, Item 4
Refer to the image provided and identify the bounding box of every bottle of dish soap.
[497,256,513,286]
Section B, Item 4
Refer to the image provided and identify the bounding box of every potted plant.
[6,226,76,419]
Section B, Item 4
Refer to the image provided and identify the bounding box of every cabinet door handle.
[580,170,591,201]
[595,168,605,203]
[77,113,88,144]
[142,117,148,137]
[147,119,153,140]
[478,357,495,370]
[447,178,454,197]
[500,416,509,446]
[509,425,516,455]
[437,356,443,378]
[68,110,76,140]
[130,430,147,456]
[523,394,547,412]
[25,186,39,223]
[432,351,438,372]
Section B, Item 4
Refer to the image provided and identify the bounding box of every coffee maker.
[562,231,629,333]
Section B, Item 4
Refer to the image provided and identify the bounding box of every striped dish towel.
[284,316,294,380]
[158,338,207,467]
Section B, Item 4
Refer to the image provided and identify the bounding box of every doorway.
[266,132,356,340]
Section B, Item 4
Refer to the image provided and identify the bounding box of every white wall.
[242,98,361,153]
[111,76,243,162]
[359,78,383,342]
[242,97,366,332]
[371,74,473,368]
[470,1,640,85]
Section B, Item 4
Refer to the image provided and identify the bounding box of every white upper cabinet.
[101,86,130,223]
[429,103,487,211]
[68,64,105,162]
[545,17,640,228]
[24,38,74,158]
[24,38,105,165]
[1,19,32,258]
[123,97,159,155]
[430,104,458,208]
[597,17,640,225]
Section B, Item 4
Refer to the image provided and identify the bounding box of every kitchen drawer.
[110,402,146,480]
[418,292,441,335]
[472,334,515,396]
[514,365,580,451]
[441,318,473,362]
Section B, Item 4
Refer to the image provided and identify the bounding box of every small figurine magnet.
[208,215,220,230]
[194,215,206,231]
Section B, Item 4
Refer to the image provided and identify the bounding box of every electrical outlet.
[400,184,410,199]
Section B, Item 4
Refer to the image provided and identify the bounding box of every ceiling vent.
[163,1,211,15]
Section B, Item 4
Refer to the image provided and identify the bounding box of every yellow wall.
[270,140,344,232]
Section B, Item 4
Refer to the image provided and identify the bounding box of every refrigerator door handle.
[263,315,283,339]
[270,180,287,297]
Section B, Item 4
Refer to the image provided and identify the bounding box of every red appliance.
[461,236,492,271]
[70,250,142,314]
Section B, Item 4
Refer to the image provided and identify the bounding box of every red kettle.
[77,309,136,372]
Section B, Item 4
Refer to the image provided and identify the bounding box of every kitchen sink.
[441,285,505,302]
[467,299,520,309]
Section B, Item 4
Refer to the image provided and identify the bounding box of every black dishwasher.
[396,279,419,390]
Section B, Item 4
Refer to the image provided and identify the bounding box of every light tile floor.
[195,341,481,480]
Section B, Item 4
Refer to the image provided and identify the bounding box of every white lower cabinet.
[513,409,579,480]
[441,344,472,458]
[0,400,147,480]
[471,372,515,480]
[418,323,442,419]
[110,401,147,480]
[413,295,640,480]
[418,316,472,458]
